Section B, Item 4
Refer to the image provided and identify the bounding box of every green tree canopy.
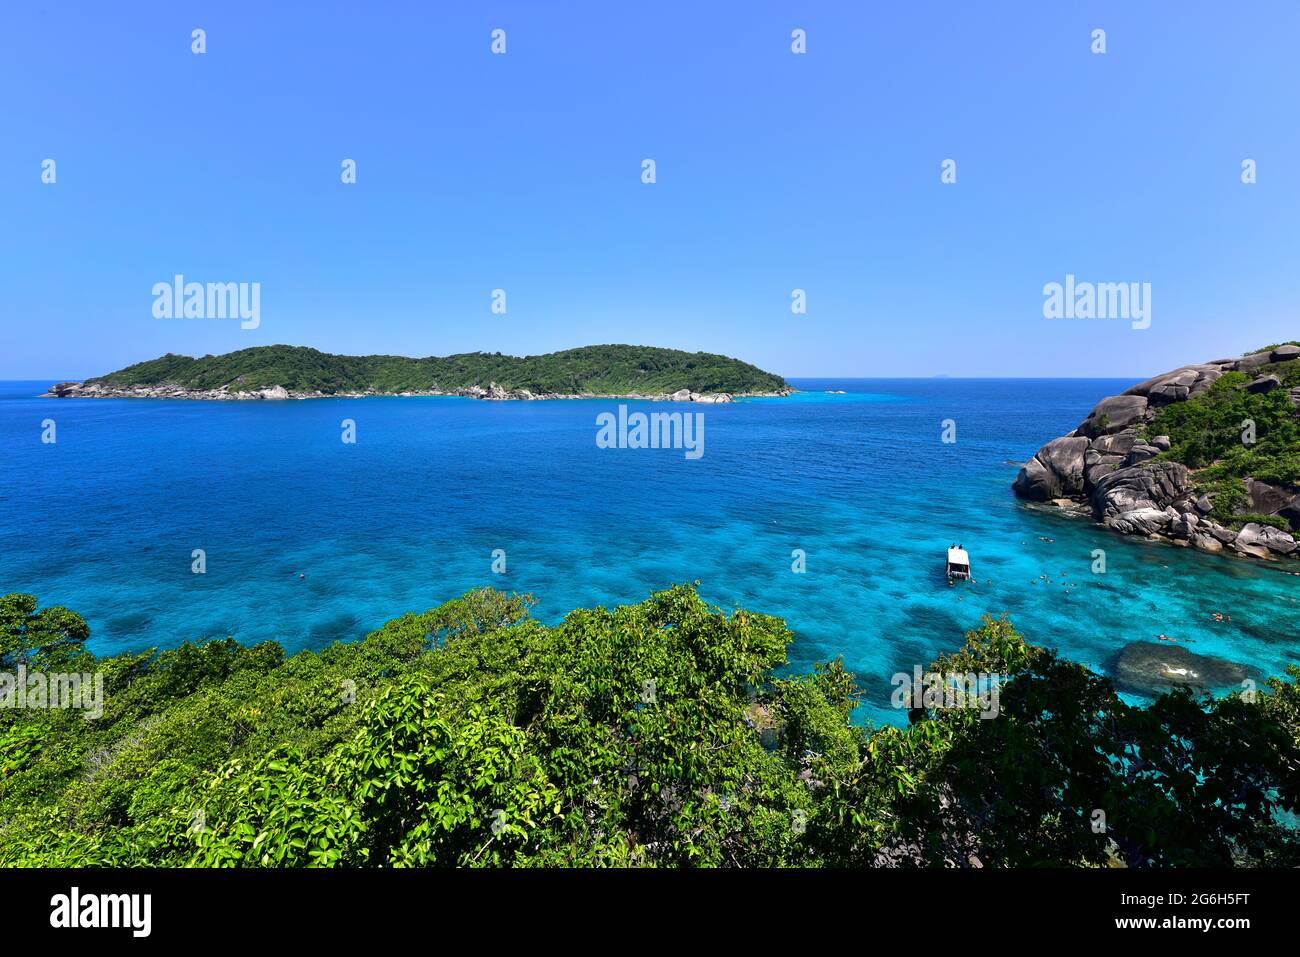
[0,588,1295,868]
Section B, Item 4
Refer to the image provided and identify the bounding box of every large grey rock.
[1013,436,1090,500]
[669,389,692,402]
[1149,435,1172,451]
[1236,522,1298,556]
[1090,431,1139,456]
[1012,457,1053,501]
[1270,344,1300,362]
[1122,444,1162,467]
[1170,511,1199,539]
[1210,524,1238,544]
[1124,365,1223,404]
[1039,436,1089,490]
[1246,374,1281,394]
[1109,507,1174,536]
[1190,530,1224,553]
[1123,366,1192,398]
[1280,499,1300,532]
[1084,450,1124,488]
[1148,370,1199,404]
[1077,395,1150,438]
[1235,350,1275,372]
[1090,461,1192,524]
[1263,527,1299,555]
[1231,523,1273,558]
[1245,478,1298,515]
[1187,368,1223,398]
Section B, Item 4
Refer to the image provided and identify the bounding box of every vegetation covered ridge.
[1,586,1296,868]
[45,344,791,400]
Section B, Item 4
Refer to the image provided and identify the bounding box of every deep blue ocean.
[3,378,1297,726]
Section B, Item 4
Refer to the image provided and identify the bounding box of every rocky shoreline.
[42,381,790,403]
[1012,344,1300,563]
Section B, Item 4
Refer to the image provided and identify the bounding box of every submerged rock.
[1110,642,1259,696]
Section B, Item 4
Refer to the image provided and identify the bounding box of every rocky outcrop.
[1077,395,1149,438]
[1234,522,1298,557]
[1281,499,1300,531]
[1011,436,1089,499]
[1123,364,1225,405]
[1245,478,1300,520]
[1013,346,1300,562]
[1091,461,1191,522]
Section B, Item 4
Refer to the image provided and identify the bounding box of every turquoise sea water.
[2,378,1297,726]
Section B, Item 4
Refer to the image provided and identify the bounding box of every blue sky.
[2,1,1298,379]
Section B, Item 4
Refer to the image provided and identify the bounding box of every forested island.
[2,587,1296,867]
[44,344,792,402]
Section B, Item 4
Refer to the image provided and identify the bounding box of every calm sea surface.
[3,378,1297,725]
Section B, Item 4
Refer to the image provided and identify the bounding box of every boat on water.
[946,545,971,581]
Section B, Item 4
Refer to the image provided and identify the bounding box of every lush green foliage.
[88,344,789,396]
[1,588,1296,867]
[0,593,90,670]
[1148,356,1300,523]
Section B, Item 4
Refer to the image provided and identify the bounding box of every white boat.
[946,546,971,581]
